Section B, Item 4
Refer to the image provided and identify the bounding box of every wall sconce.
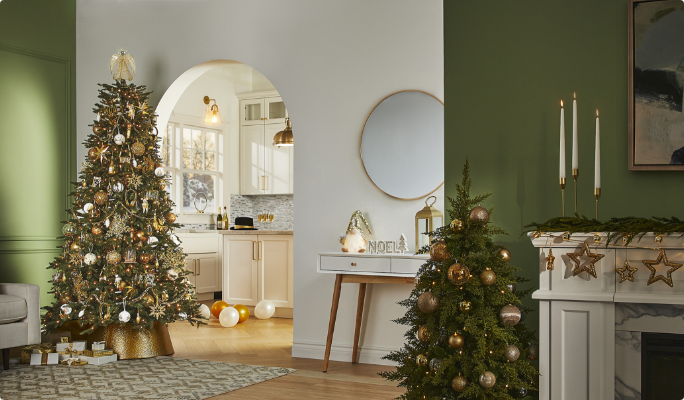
[273,117,294,147]
[203,96,222,125]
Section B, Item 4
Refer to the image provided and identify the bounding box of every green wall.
[444,1,681,331]
[0,0,76,307]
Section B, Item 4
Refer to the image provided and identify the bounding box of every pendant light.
[203,96,222,125]
[273,117,294,147]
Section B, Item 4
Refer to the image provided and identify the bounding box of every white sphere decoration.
[83,203,94,213]
[113,182,124,192]
[167,269,179,279]
[114,133,125,145]
[219,307,240,328]
[84,253,97,265]
[119,310,131,323]
[255,300,276,319]
[178,313,187,320]
[60,304,72,315]
[199,304,211,319]
[154,167,165,177]
[147,236,159,246]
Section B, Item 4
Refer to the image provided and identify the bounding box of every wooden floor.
[168,316,404,399]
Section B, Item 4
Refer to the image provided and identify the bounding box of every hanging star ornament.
[615,260,638,283]
[642,249,682,287]
[567,243,605,278]
[149,302,165,319]
[546,249,555,271]
[94,144,109,163]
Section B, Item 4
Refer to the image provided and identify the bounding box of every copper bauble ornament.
[497,247,511,262]
[447,263,470,285]
[417,325,431,342]
[429,240,450,262]
[500,304,521,326]
[480,268,496,286]
[92,225,103,235]
[94,191,108,205]
[504,344,520,362]
[106,250,121,265]
[211,301,229,318]
[429,358,441,372]
[142,294,155,306]
[527,344,539,360]
[450,219,465,233]
[165,212,177,224]
[479,371,496,388]
[138,253,151,264]
[469,205,489,223]
[88,148,98,161]
[458,300,472,313]
[452,375,468,392]
[234,304,250,323]
[131,141,145,156]
[417,291,439,314]
[92,125,102,134]
[448,333,465,349]
[416,354,428,367]
[70,242,80,251]
[134,230,146,242]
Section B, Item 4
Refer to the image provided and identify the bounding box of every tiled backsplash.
[230,194,293,231]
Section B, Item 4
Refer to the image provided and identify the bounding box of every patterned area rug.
[0,356,295,400]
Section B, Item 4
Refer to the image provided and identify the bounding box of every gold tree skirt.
[88,321,174,359]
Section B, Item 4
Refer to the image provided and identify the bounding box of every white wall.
[76,0,443,365]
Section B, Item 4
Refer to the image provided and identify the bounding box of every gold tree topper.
[110,48,136,81]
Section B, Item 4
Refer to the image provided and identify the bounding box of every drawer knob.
[351,262,357,266]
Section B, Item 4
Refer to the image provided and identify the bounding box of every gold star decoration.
[149,302,165,319]
[546,249,555,271]
[127,174,142,189]
[642,249,682,287]
[94,145,109,163]
[567,243,605,278]
[615,260,638,283]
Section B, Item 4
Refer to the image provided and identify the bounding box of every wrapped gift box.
[57,340,87,360]
[79,354,117,365]
[92,341,106,351]
[30,352,59,366]
[83,349,114,357]
[21,344,55,364]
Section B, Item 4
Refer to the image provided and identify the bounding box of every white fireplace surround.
[530,232,684,400]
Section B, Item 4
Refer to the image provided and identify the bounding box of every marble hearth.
[530,233,684,400]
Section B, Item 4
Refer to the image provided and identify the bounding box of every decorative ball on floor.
[479,371,496,388]
[497,247,511,262]
[198,304,211,319]
[219,307,240,328]
[234,304,250,323]
[255,300,275,319]
[417,291,439,314]
[429,240,450,262]
[504,344,520,362]
[450,219,464,233]
[480,267,496,285]
[469,205,489,223]
[447,262,470,285]
[527,344,539,360]
[451,374,468,392]
[211,301,229,318]
[416,354,428,367]
[448,332,464,349]
[417,325,431,342]
[500,304,521,326]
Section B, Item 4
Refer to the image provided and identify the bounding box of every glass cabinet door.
[241,99,264,126]
[264,97,288,125]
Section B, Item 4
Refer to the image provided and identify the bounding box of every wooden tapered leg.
[323,274,344,372]
[2,348,9,370]
[352,282,367,364]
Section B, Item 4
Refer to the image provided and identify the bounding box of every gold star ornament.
[567,243,605,278]
[642,249,682,287]
[546,249,555,271]
[615,261,638,283]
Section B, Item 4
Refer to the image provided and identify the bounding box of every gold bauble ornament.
[448,333,465,349]
[417,325,431,342]
[469,205,489,223]
[479,371,496,388]
[134,230,147,242]
[159,181,166,190]
[131,141,145,156]
[234,304,250,323]
[165,212,177,224]
[416,354,428,367]
[452,374,468,392]
[118,281,127,291]
[211,301,229,318]
[450,219,465,233]
[429,240,450,262]
[94,191,108,205]
[139,253,151,264]
[92,225,103,235]
[92,125,102,135]
[504,344,520,362]
[417,291,439,314]
[161,292,169,302]
[497,247,511,262]
[480,268,496,286]
[142,294,155,306]
[106,250,121,265]
[88,148,98,161]
[458,300,472,313]
[70,242,81,251]
[447,263,470,285]
[500,304,521,326]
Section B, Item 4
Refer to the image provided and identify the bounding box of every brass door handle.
[258,241,263,261]
[351,262,357,266]
[197,259,201,276]
[253,241,257,260]
[265,175,268,191]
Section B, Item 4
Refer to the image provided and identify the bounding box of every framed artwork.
[630,0,684,170]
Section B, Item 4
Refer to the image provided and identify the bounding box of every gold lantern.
[415,195,443,251]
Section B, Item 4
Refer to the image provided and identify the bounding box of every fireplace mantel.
[529,232,684,400]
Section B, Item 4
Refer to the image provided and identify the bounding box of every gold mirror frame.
[359,90,444,200]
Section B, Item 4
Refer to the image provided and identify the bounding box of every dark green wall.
[0,0,76,307]
[444,1,679,330]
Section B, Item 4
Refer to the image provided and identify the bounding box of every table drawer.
[320,256,391,273]
[391,258,425,275]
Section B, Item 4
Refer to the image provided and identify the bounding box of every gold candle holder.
[560,178,566,217]
[572,168,579,214]
[594,188,601,220]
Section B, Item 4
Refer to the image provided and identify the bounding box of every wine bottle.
[223,207,229,230]
[216,207,223,230]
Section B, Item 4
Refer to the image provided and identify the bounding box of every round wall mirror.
[360,90,444,200]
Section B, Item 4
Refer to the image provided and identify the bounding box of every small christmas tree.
[398,233,410,254]
[381,160,538,399]
[42,49,203,336]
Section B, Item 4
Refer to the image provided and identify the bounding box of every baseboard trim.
[291,340,398,367]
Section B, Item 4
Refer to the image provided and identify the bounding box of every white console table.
[317,252,428,372]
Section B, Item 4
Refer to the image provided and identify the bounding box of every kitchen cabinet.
[239,92,288,126]
[177,232,221,301]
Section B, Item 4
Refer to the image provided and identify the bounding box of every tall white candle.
[560,101,566,179]
[572,93,578,170]
[595,110,600,189]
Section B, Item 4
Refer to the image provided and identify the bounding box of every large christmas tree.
[43,56,203,334]
[381,161,539,399]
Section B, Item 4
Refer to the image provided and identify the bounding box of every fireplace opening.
[641,332,684,400]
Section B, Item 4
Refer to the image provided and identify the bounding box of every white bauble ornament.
[255,300,276,319]
[155,167,165,177]
[113,182,124,192]
[60,304,72,315]
[114,133,125,145]
[84,253,97,265]
[178,312,187,320]
[105,218,110,228]
[167,269,179,279]
[199,304,211,319]
[78,310,84,318]
[119,310,130,323]
[147,236,158,246]
[342,229,366,253]
[219,307,240,328]
[83,203,94,213]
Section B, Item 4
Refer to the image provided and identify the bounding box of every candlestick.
[573,168,579,214]
[595,188,601,220]
[560,100,566,217]
[594,110,600,189]
[560,178,566,217]
[572,93,578,169]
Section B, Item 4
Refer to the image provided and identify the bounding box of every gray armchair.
[0,283,40,370]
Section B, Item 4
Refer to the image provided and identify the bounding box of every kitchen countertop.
[219,230,293,235]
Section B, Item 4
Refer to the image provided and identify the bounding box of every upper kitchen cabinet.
[239,91,288,126]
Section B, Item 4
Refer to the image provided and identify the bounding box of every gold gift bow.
[57,343,84,358]
[61,358,87,366]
